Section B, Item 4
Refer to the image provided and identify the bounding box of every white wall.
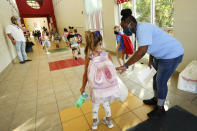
[102,0,118,52]
[0,0,19,73]
[52,0,86,38]
[174,0,197,72]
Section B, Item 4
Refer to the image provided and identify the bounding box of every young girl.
[80,31,120,130]
[63,28,69,44]
[67,28,80,60]
[41,31,51,55]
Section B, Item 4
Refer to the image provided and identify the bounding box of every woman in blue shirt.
[117,9,184,118]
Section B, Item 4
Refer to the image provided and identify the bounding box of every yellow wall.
[0,0,19,73]
[174,0,197,72]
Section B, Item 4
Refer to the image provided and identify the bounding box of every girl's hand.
[80,87,85,94]
[116,66,126,74]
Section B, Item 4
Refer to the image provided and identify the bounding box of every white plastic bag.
[137,66,157,87]
[178,60,197,93]
[117,77,128,102]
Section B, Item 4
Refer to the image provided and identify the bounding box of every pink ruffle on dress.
[88,51,120,104]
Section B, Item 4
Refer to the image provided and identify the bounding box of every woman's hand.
[80,87,85,94]
[116,66,126,74]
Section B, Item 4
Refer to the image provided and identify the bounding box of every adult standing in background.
[116,9,184,118]
[6,16,32,64]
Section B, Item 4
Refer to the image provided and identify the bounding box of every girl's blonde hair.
[84,31,103,58]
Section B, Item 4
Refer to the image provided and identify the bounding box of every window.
[155,0,174,34]
[118,0,175,28]
[122,1,132,10]
[136,0,151,22]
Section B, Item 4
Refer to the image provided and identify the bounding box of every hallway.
[0,41,196,131]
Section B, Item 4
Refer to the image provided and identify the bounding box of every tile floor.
[0,41,196,131]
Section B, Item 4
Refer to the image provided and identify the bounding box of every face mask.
[114,31,119,35]
[123,23,133,36]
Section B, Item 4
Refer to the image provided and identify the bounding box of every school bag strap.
[119,34,135,59]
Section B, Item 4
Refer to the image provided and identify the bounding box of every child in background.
[41,31,51,55]
[63,28,69,45]
[80,31,120,130]
[114,26,125,66]
[53,31,61,48]
[67,28,79,60]
[74,29,82,55]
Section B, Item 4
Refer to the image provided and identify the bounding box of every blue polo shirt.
[136,22,184,59]
[116,33,125,51]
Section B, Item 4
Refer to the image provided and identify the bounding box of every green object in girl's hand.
[76,93,88,108]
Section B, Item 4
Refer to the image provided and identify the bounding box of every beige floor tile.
[38,81,53,87]
[122,95,144,111]
[0,114,12,131]
[62,116,89,131]
[53,81,67,87]
[53,85,70,94]
[110,101,130,118]
[37,84,53,92]
[2,91,20,101]
[9,118,35,131]
[37,102,59,118]
[36,113,62,131]
[22,83,37,89]
[60,106,83,123]
[21,86,37,93]
[132,105,154,121]
[37,88,54,98]
[37,94,57,105]
[55,90,73,101]
[57,98,75,110]
[4,86,22,93]
[114,112,141,131]
[15,100,37,112]
[0,103,15,117]
[10,109,36,131]
[18,94,37,103]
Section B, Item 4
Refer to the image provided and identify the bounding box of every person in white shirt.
[6,16,32,64]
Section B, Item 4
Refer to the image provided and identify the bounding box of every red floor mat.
[49,57,85,71]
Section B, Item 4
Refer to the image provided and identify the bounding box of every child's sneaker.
[92,120,99,130]
[102,117,113,128]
